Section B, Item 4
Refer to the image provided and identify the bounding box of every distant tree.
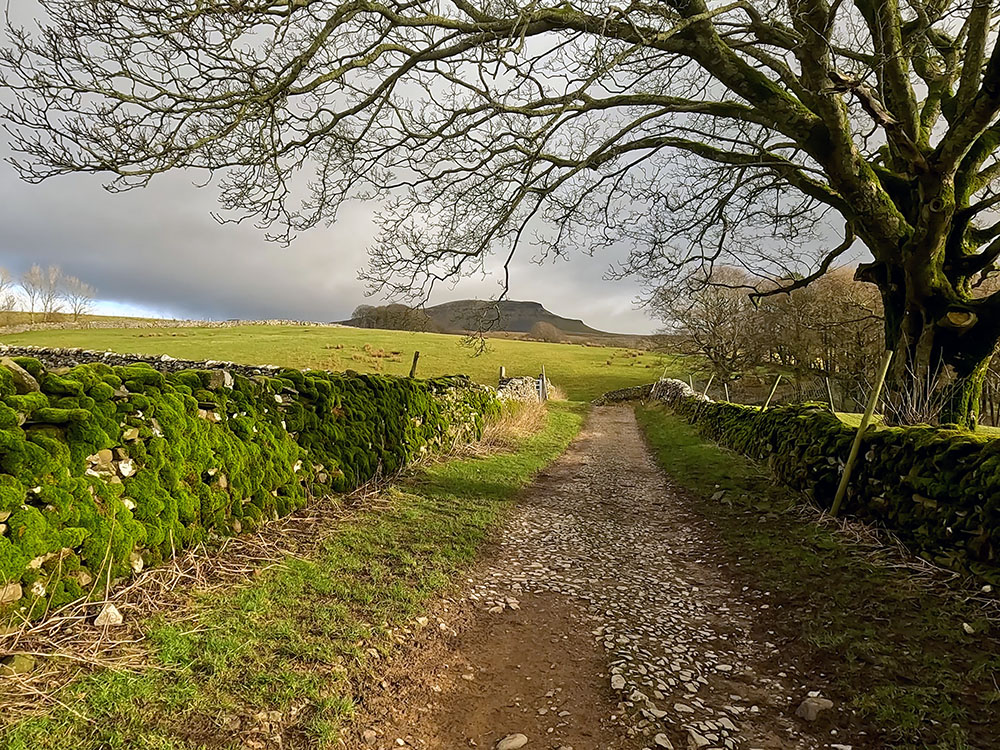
[378,303,437,332]
[756,268,883,406]
[62,275,97,322]
[38,265,63,321]
[654,267,763,384]
[348,303,439,332]
[0,267,16,318]
[351,304,377,328]
[20,264,44,323]
[530,321,563,343]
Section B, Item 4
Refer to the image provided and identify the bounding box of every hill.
[343,299,617,336]
[423,299,609,335]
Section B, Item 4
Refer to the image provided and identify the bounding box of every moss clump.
[0,360,498,621]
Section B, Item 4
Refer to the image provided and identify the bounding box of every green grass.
[635,405,1000,750]
[0,325,685,402]
[2,401,587,750]
[836,411,1000,435]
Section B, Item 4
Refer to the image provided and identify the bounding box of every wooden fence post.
[763,374,782,409]
[688,374,695,390]
[703,372,715,398]
[831,350,893,517]
[825,376,836,412]
[409,351,420,378]
[724,382,730,402]
[540,365,548,401]
[499,365,506,381]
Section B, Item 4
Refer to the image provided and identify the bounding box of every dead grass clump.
[547,383,567,401]
[463,400,548,455]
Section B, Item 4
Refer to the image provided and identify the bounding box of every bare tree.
[38,265,63,321]
[62,275,96,322]
[530,321,564,343]
[0,267,17,319]
[654,267,763,384]
[755,267,883,407]
[20,264,44,323]
[351,304,377,328]
[9,2,1000,423]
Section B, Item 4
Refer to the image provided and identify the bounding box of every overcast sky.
[0,161,660,334]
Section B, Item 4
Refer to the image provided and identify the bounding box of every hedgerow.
[0,359,498,619]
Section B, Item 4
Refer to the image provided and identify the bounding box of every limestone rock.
[362,729,378,746]
[205,369,234,390]
[795,696,834,721]
[0,654,35,676]
[122,427,140,441]
[94,603,124,627]
[686,730,710,749]
[654,734,674,748]
[0,357,40,394]
[70,570,93,587]
[495,734,528,750]
[0,582,22,605]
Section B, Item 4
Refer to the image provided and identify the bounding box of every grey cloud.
[0,164,659,333]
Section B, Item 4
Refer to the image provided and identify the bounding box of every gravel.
[465,407,838,750]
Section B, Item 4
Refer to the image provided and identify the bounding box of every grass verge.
[3,401,586,750]
[635,405,1000,750]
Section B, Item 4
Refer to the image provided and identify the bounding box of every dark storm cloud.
[0,163,659,333]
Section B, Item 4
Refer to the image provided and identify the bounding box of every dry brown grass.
[459,399,549,456]
[547,383,567,401]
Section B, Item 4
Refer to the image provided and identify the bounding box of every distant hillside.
[424,300,609,335]
[340,299,658,347]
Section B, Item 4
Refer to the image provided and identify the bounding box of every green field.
[0,325,687,402]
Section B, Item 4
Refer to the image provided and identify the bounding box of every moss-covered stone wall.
[601,379,1000,583]
[0,357,498,618]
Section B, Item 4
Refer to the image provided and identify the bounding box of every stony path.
[348,407,848,750]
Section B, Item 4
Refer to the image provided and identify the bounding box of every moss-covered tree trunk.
[866,249,1000,429]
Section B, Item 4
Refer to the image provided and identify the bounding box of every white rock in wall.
[94,603,124,627]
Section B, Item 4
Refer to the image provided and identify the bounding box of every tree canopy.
[6,1,1000,422]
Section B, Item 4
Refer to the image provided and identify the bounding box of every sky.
[0,164,660,335]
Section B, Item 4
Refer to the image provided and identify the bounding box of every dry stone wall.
[0,350,499,620]
[601,378,1000,583]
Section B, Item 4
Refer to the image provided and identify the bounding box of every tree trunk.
[869,261,1000,428]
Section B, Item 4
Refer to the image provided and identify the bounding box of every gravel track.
[350,406,847,750]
